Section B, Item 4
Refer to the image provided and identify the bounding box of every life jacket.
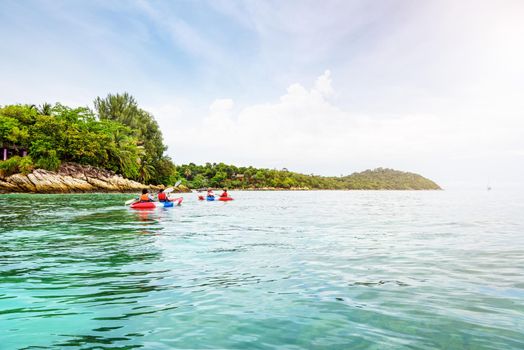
[140,194,150,202]
[158,192,167,201]
[220,192,228,198]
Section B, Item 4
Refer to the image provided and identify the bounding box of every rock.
[0,179,20,193]
[84,177,113,190]
[60,176,95,192]
[0,162,162,193]
[7,174,37,192]
[27,170,69,192]
[177,184,190,192]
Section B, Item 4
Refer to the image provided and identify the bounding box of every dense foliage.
[0,94,176,184]
[176,163,441,190]
[93,93,175,184]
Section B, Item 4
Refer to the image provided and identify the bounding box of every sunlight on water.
[1,191,523,349]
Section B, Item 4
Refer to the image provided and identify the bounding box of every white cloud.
[156,70,523,188]
[209,99,234,114]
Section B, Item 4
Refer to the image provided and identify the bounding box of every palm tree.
[107,130,140,179]
[138,157,155,184]
[184,167,192,180]
[38,103,53,116]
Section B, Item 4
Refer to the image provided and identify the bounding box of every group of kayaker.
[136,187,229,203]
[206,188,229,200]
[137,188,173,203]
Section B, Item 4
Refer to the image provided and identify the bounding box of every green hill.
[176,163,441,190]
[341,168,441,190]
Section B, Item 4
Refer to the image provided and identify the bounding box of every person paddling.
[139,188,154,202]
[157,188,170,202]
[207,188,215,199]
[220,188,229,198]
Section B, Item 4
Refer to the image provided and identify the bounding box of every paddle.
[164,180,182,194]
[163,180,183,202]
[125,197,138,205]
[165,180,182,194]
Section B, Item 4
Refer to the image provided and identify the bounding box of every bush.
[18,156,34,175]
[0,156,21,177]
[35,151,61,171]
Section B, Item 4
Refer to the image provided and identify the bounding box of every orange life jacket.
[140,194,150,201]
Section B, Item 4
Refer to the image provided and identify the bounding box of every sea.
[0,190,523,349]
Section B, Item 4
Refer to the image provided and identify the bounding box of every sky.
[1,0,523,189]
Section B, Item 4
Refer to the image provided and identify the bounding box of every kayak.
[130,197,183,209]
[130,202,156,209]
[202,196,233,201]
[197,195,233,202]
[167,197,183,206]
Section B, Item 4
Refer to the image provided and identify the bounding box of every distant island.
[1,94,441,193]
[176,163,441,191]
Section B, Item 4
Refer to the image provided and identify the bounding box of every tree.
[184,167,192,179]
[191,174,208,189]
[93,93,173,184]
[0,104,38,125]
[138,157,155,183]
[94,92,140,128]
[210,171,227,188]
[38,103,53,116]
[0,115,25,144]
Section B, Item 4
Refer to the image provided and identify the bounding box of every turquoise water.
[1,190,523,349]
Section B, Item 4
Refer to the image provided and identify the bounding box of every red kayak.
[130,202,156,209]
[169,197,183,206]
[198,195,233,201]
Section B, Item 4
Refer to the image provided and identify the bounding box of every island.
[0,94,441,193]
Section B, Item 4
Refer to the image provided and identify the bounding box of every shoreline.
[0,188,442,194]
[0,163,190,194]
[231,186,444,190]
[0,163,441,194]
[0,185,442,194]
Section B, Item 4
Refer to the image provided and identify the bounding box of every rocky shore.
[0,163,182,194]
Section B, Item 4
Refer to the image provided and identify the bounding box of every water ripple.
[0,191,523,349]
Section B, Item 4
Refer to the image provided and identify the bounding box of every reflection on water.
[1,191,524,349]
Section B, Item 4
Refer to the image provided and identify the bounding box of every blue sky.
[1,0,523,188]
